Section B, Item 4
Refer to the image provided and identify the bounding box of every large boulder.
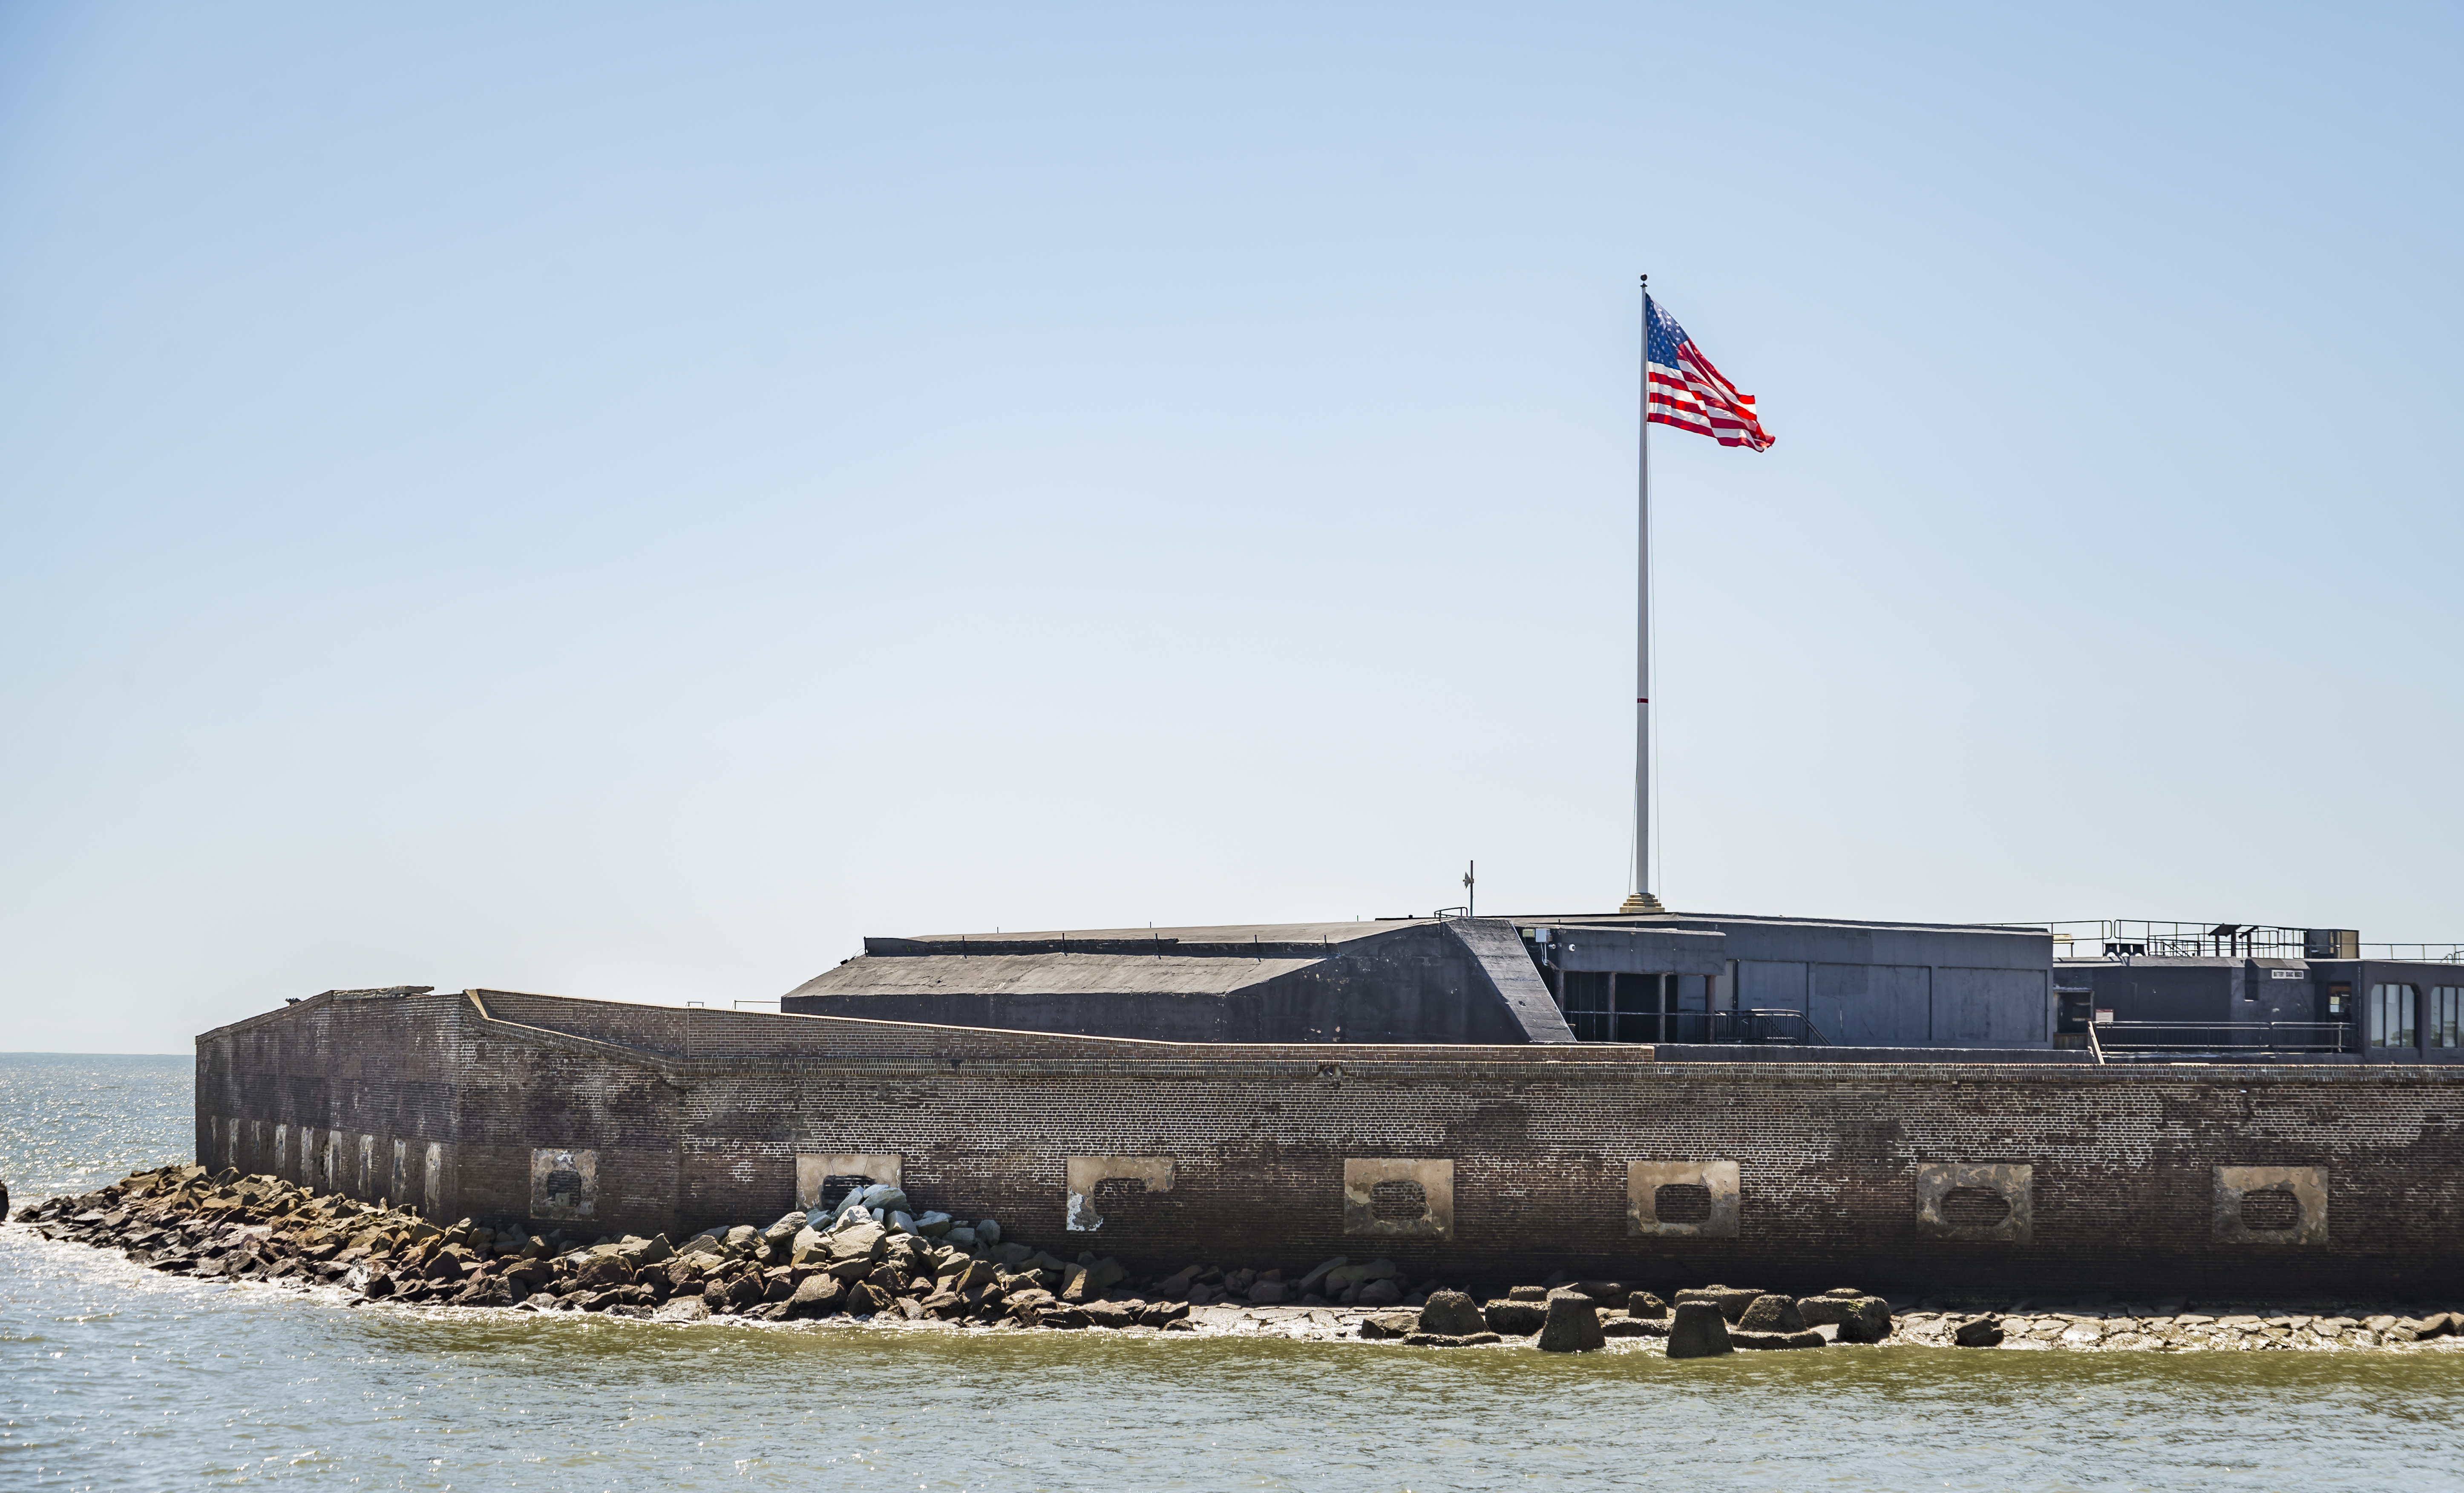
[842,1281,890,1316]
[1536,1295,1606,1353]
[1731,1329,1826,1350]
[1483,1300,1548,1336]
[787,1274,845,1317]
[423,1245,472,1281]
[1297,1257,1348,1296]
[941,1258,997,1295]
[1061,1257,1125,1301]
[761,1212,806,1249]
[570,1254,633,1291]
[1624,1292,1669,1320]
[1952,1315,2005,1347]
[454,1275,515,1308]
[1797,1294,1892,1343]
[1736,1294,1806,1333]
[1323,1259,1399,1293]
[1417,1290,1487,1337]
[1359,1312,1420,1340]
[826,1218,888,1264]
[1675,1285,1765,1323]
[1575,1280,1632,1310]
[613,1234,673,1268]
[1665,1302,1734,1358]
[835,1184,910,1220]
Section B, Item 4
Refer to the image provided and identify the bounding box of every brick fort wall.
[193,989,2464,1296]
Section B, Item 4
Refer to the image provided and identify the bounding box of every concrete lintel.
[1543,925,1730,977]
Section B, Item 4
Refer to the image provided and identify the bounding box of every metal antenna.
[1464,860,1476,919]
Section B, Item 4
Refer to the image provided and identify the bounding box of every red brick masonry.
[193,988,2464,1295]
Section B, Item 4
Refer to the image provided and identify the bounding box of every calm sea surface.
[5,1052,2462,1492]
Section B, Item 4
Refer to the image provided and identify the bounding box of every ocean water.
[5,1053,2463,1492]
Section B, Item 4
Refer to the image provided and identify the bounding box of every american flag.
[1647,296,1773,452]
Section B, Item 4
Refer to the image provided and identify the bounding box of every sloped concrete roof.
[783,917,1572,1044]
[786,951,1320,1001]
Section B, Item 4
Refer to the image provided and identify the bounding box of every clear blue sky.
[3,4,2457,1052]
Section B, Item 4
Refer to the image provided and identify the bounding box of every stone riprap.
[17,1171,2464,1357]
[1890,1306,2464,1351]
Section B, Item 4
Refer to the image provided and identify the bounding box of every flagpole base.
[1618,892,1667,914]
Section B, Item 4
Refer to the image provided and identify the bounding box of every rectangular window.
[2369,983,2417,1049]
[2432,987,2464,1049]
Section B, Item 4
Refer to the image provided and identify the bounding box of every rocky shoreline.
[15,1167,2464,1356]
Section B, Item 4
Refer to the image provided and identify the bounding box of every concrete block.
[2213,1165,2328,1245]
[1341,1158,1452,1239]
[1915,1162,2032,1244]
[1627,1159,1740,1237]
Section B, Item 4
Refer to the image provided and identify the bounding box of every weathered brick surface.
[195,989,2464,1294]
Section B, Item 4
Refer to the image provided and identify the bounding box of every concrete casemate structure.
[781,912,2060,1049]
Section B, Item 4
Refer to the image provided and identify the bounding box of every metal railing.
[2090,1020,2352,1055]
[2362,944,2464,963]
[1732,1008,1830,1044]
[2040,920,2461,965]
[1577,1009,1829,1045]
[2044,920,2323,960]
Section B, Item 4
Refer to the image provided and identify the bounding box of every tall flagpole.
[1622,274,1665,916]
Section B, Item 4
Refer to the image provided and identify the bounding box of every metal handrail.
[2093,1020,2352,1053]
[2362,944,2464,963]
[1733,1008,1830,1045]
[1570,1008,1832,1045]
